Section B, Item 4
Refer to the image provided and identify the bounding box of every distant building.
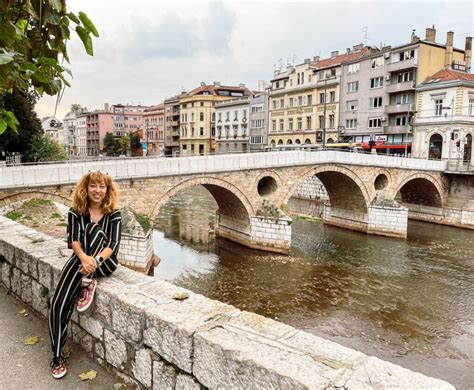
[164,94,183,157]
[215,96,250,154]
[142,103,165,156]
[41,116,64,146]
[413,68,473,161]
[249,91,269,151]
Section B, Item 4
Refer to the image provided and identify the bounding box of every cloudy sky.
[36,0,473,119]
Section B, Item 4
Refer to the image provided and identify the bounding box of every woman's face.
[87,179,107,206]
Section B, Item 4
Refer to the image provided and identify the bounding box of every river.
[152,186,474,389]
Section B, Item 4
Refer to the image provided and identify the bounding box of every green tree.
[119,135,129,155]
[103,132,120,156]
[0,1,99,134]
[129,131,142,156]
[23,133,68,162]
[70,103,88,114]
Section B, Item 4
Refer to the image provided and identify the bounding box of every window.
[329,91,335,102]
[298,96,303,106]
[200,112,204,121]
[319,92,325,103]
[395,115,409,126]
[212,113,215,122]
[243,109,247,118]
[369,97,383,108]
[319,115,324,129]
[250,135,263,144]
[279,119,284,131]
[301,73,304,84]
[200,102,204,107]
[280,99,284,108]
[307,95,312,105]
[368,118,382,128]
[347,81,359,93]
[329,115,335,128]
[395,94,410,104]
[397,71,414,83]
[397,49,415,62]
[297,73,300,85]
[370,77,383,89]
[272,120,276,132]
[347,63,360,74]
[288,118,294,131]
[234,110,238,120]
[346,119,357,129]
[306,116,312,129]
[318,71,324,80]
[297,117,302,130]
[251,105,263,113]
[226,112,230,121]
[469,99,474,116]
[371,57,384,68]
[435,99,443,116]
[289,98,294,107]
[272,100,277,109]
[191,127,195,137]
[346,100,358,111]
[251,119,264,128]
[199,127,204,136]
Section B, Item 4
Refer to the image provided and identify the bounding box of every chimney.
[330,51,339,58]
[346,48,351,54]
[104,103,109,112]
[425,25,436,42]
[213,81,221,86]
[445,31,454,69]
[411,30,420,43]
[200,81,206,87]
[465,36,472,72]
[313,55,320,62]
[353,43,363,52]
[239,83,246,88]
[304,58,310,64]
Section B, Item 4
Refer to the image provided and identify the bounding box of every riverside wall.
[0,216,454,389]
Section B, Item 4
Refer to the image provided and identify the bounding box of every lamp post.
[443,97,455,166]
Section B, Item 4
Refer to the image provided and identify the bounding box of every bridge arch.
[393,173,446,208]
[0,191,72,208]
[283,165,371,213]
[151,176,255,231]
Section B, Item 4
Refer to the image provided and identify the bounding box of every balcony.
[384,125,412,134]
[386,81,415,94]
[385,103,414,114]
[172,130,180,136]
[316,76,339,87]
[386,58,417,73]
[168,120,179,126]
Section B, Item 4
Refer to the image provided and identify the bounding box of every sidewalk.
[0,285,133,389]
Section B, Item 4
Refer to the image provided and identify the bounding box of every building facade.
[143,103,165,156]
[62,111,78,155]
[413,69,474,161]
[164,94,182,157]
[215,96,250,154]
[76,114,87,157]
[179,82,251,156]
[249,92,269,151]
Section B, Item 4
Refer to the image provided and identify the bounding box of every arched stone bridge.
[1,151,471,253]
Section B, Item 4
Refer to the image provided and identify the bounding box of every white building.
[41,116,64,146]
[413,69,473,162]
[62,111,78,155]
[215,97,250,154]
[75,114,88,157]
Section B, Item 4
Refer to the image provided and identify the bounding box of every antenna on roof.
[292,54,298,65]
[362,26,368,45]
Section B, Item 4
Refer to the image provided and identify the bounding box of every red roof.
[311,47,374,69]
[186,84,252,97]
[422,69,474,84]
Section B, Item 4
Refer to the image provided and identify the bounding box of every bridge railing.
[0,150,447,189]
[445,160,474,173]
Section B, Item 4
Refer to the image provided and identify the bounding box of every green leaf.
[49,0,62,11]
[78,370,97,381]
[0,23,17,46]
[75,26,93,55]
[24,336,40,345]
[68,12,80,24]
[0,119,7,135]
[78,12,99,37]
[0,53,14,65]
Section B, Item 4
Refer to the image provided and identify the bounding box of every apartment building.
[249,91,269,151]
[63,111,78,155]
[143,103,165,156]
[76,114,87,156]
[339,27,469,155]
[215,96,250,154]
[164,94,183,157]
[413,69,473,161]
[179,82,252,156]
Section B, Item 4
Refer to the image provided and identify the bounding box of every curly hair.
[71,171,119,215]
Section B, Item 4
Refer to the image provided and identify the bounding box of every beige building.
[143,103,165,156]
[164,93,184,157]
[268,47,373,147]
[179,82,252,156]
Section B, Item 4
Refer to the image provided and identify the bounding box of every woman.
[48,171,122,379]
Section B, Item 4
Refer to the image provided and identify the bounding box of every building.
[249,91,269,151]
[164,94,183,157]
[75,114,87,156]
[63,111,78,155]
[413,68,473,161]
[41,116,64,146]
[339,27,470,155]
[215,96,250,154]
[179,82,252,156]
[143,103,165,156]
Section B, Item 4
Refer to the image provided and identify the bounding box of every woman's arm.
[67,209,96,274]
[97,211,122,261]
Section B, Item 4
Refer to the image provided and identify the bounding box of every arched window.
[428,133,443,160]
[295,139,301,144]
[464,134,472,162]
[270,140,276,147]
[278,139,283,145]
[287,139,293,144]
[305,138,311,144]
[327,138,335,144]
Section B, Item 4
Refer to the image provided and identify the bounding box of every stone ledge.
[0,216,454,389]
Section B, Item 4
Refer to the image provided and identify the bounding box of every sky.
[36,0,473,120]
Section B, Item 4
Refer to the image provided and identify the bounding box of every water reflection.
[153,186,474,388]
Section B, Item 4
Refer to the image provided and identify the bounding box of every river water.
[152,186,474,389]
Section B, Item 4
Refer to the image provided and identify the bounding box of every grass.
[135,213,152,231]
[23,198,52,207]
[56,222,68,227]
[5,211,22,221]
[51,212,61,219]
[23,215,33,220]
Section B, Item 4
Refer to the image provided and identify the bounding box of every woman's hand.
[79,255,97,275]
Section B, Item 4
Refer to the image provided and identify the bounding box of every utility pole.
[443,97,455,167]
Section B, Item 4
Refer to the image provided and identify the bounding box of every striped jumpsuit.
[48,208,122,359]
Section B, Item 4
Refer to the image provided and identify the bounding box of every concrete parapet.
[0,216,455,389]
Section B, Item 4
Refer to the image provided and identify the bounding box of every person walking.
[48,171,122,379]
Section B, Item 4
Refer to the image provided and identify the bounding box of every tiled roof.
[311,47,373,69]
[186,84,252,97]
[422,69,474,84]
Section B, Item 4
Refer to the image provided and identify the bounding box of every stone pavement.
[0,285,134,390]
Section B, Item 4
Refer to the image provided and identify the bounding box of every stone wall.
[406,202,474,229]
[118,231,155,272]
[286,197,325,218]
[368,205,408,238]
[292,175,329,200]
[0,216,456,389]
[250,216,291,253]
